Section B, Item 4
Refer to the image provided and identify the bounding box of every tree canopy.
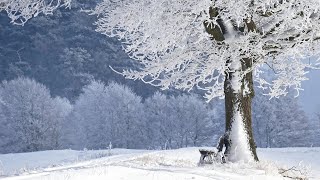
[92,0,320,100]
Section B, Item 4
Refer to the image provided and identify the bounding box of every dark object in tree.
[217,132,230,155]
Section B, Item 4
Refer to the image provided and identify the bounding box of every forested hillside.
[0,0,158,101]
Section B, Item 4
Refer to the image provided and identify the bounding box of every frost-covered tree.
[144,92,219,149]
[50,96,72,148]
[104,82,145,149]
[172,94,212,148]
[207,99,225,144]
[69,81,145,149]
[253,90,310,148]
[69,81,110,149]
[144,92,176,149]
[0,0,71,25]
[92,0,320,161]
[0,77,71,153]
[308,107,320,146]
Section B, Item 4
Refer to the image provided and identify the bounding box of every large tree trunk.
[224,58,259,162]
[204,6,259,162]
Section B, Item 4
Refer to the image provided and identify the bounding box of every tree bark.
[204,6,259,162]
[224,58,259,161]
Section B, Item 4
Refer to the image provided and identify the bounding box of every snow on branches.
[0,0,72,25]
[92,0,320,101]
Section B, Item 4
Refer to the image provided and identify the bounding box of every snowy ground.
[0,147,319,180]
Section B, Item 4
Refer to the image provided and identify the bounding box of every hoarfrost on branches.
[92,0,320,101]
[0,0,72,25]
[0,78,71,153]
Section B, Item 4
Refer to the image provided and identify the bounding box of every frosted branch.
[91,0,320,100]
[0,0,72,25]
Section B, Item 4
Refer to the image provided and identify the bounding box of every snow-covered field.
[0,147,319,180]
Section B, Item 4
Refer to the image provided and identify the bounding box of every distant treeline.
[0,77,319,154]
